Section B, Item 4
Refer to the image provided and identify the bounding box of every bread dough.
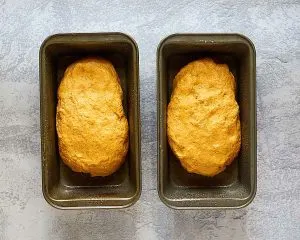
[167,58,241,177]
[56,58,128,177]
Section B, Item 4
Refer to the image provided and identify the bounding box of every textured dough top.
[167,58,241,176]
[56,58,128,176]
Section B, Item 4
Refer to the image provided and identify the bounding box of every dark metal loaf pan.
[40,33,141,209]
[157,34,256,209]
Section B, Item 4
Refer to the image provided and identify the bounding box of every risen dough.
[56,58,128,177]
[167,58,241,177]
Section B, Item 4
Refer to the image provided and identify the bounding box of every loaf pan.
[40,33,141,209]
[157,34,256,209]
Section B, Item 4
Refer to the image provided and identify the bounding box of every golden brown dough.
[56,58,128,177]
[167,58,241,177]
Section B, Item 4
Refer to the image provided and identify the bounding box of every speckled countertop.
[0,1,299,239]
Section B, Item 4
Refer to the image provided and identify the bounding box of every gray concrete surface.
[0,0,299,239]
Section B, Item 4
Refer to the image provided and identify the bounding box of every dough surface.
[56,58,128,177]
[167,58,241,177]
